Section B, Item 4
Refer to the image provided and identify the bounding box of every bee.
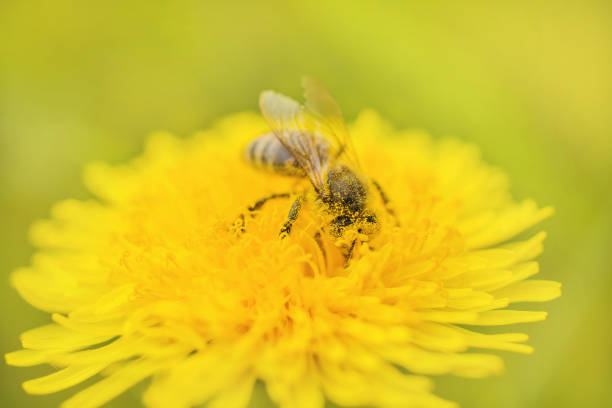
[238,77,397,263]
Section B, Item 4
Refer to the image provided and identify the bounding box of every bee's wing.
[259,90,328,194]
[302,76,361,170]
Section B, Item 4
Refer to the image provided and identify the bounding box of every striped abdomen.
[245,132,329,176]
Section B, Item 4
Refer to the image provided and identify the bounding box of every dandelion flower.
[6,109,560,408]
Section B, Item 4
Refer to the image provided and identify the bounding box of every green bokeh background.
[1,1,610,407]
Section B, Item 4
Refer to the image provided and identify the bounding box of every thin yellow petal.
[470,310,548,325]
[23,363,108,395]
[61,359,165,408]
[52,313,124,337]
[478,262,540,292]
[445,289,495,310]
[465,203,553,249]
[453,328,534,354]
[5,349,50,367]
[20,324,115,351]
[379,345,504,377]
[411,323,468,352]
[492,280,562,303]
[418,310,479,324]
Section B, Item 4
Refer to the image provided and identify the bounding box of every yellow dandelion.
[6,86,560,408]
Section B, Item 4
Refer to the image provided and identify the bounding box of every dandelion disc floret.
[6,111,560,408]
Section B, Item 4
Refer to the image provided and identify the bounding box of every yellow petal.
[379,345,504,377]
[61,358,165,408]
[20,324,115,351]
[470,310,548,325]
[453,328,534,354]
[465,203,553,249]
[479,262,540,292]
[5,349,50,367]
[23,363,108,394]
[492,280,562,303]
[445,289,495,310]
[411,323,468,352]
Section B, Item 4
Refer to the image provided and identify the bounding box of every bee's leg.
[314,230,327,266]
[234,193,291,233]
[248,193,291,214]
[279,195,304,238]
[344,239,357,267]
[372,179,400,226]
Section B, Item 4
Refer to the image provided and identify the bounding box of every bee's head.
[328,211,379,238]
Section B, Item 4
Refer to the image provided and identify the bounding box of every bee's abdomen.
[245,132,303,176]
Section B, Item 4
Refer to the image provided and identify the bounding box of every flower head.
[6,110,560,408]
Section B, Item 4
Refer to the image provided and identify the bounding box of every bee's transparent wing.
[302,76,361,170]
[259,90,328,194]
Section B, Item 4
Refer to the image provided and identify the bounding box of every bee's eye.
[366,215,377,223]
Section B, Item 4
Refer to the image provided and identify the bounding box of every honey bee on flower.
[237,77,398,264]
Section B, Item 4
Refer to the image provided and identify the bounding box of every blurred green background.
[1,1,610,407]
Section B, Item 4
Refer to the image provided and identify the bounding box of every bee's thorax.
[323,165,368,213]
